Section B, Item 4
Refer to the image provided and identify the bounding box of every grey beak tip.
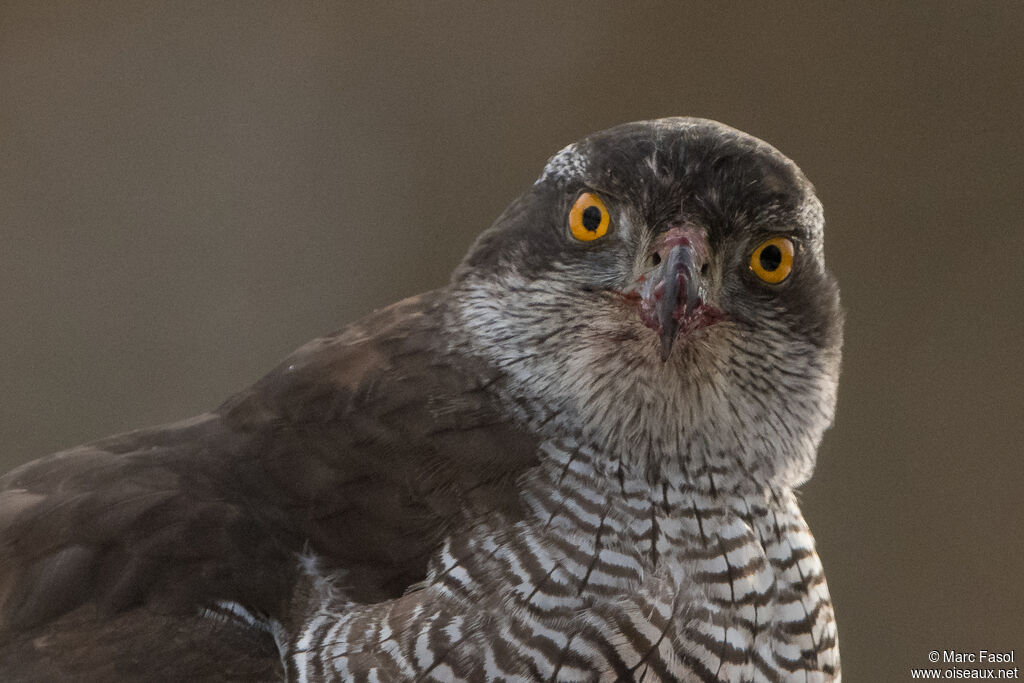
[659,321,678,361]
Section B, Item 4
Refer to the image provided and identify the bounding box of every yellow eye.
[568,192,610,241]
[749,237,795,284]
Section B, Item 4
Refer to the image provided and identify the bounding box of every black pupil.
[759,244,782,271]
[581,206,603,232]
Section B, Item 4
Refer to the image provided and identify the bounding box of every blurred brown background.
[1,3,1021,679]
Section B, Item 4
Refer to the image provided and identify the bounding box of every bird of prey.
[0,117,843,682]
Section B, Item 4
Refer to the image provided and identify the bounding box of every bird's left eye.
[749,236,795,284]
[569,192,610,241]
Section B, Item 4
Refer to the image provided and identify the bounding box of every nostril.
[701,263,709,276]
[651,253,662,266]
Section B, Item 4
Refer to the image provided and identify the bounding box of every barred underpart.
[285,439,838,682]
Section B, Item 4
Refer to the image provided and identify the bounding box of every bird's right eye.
[569,192,610,242]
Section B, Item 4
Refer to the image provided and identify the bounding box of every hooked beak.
[633,227,718,361]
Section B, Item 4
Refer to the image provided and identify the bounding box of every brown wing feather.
[0,290,538,677]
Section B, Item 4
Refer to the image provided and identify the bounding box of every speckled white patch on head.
[798,194,827,259]
[536,142,588,184]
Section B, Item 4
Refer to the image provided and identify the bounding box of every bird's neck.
[446,277,835,494]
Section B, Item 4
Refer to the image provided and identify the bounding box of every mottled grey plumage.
[0,117,842,682]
